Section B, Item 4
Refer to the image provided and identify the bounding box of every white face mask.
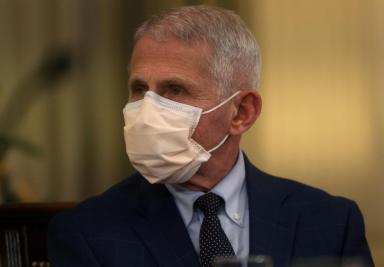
[123,91,239,184]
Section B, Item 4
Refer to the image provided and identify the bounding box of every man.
[48,5,374,267]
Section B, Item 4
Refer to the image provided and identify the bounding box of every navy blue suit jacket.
[48,157,374,267]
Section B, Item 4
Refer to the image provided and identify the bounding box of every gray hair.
[134,5,261,99]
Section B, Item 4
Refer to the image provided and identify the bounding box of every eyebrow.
[129,77,195,90]
[129,78,147,89]
[158,79,189,89]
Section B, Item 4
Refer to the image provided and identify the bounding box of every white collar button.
[233,213,241,221]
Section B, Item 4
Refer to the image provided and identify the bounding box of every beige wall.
[239,0,384,264]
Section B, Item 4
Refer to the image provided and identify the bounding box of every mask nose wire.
[201,91,240,115]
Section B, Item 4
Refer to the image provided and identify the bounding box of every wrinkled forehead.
[128,35,214,75]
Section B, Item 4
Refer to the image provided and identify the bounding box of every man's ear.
[229,89,262,135]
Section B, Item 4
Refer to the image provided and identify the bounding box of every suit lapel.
[131,178,200,267]
[130,155,299,267]
[245,157,298,267]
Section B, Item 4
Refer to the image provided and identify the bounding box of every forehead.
[129,36,212,80]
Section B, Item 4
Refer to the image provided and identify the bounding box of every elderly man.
[48,5,374,267]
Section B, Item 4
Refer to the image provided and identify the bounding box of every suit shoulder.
[248,163,354,207]
[272,174,355,215]
[49,173,143,231]
[271,175,336,203]
[249,166,359,228]
[83,172,142,210]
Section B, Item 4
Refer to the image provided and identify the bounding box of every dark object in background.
[0,48,72,159]
[0,48,72,135]
[0,49,72,203]
[0,202,76,267]
[0,49,72,135]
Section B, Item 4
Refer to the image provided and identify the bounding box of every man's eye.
[169,85,184,95]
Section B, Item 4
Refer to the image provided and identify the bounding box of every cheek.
[191,109,232,149]
[191,118,212,148]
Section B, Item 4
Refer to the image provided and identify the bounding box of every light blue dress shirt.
[165,151,249,257]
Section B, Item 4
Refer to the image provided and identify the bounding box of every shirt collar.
[166,151,246,227]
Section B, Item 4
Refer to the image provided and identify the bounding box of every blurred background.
[0,0,382,264]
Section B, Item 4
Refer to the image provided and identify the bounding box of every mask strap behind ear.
[202,91,240,114]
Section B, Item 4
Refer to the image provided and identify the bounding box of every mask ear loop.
[204,91,241,153]
[202,91,240,114]
[207,134,229,153]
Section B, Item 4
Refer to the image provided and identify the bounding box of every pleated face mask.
[123,91,239,184]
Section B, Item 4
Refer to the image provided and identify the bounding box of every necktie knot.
[194,192,224,217]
